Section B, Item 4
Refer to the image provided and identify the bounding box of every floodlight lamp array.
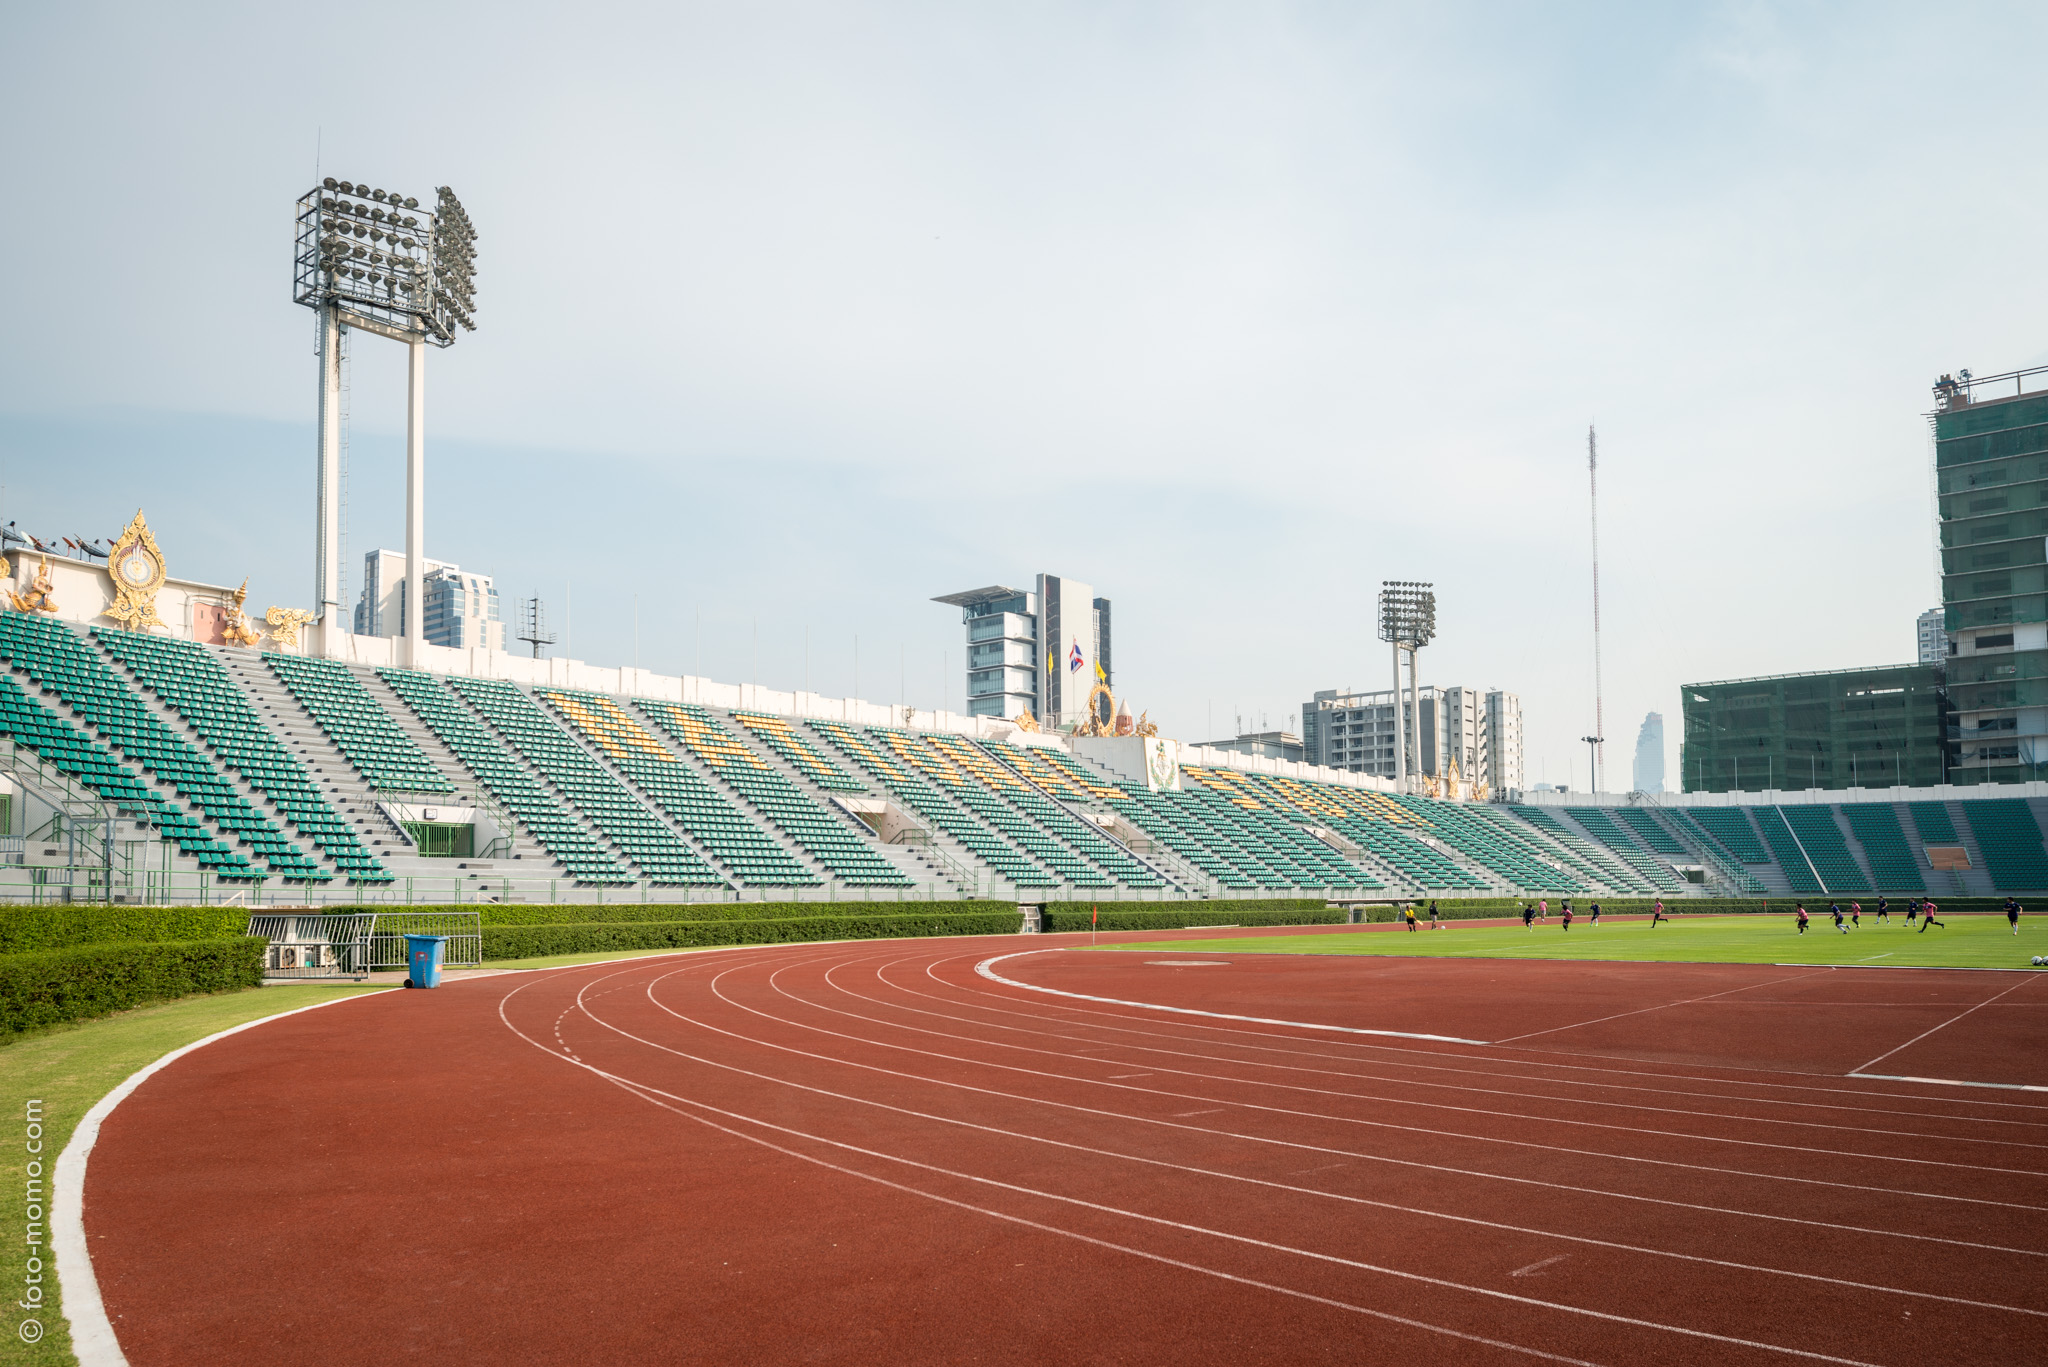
[293,176,477,345]
[1376,580,1437,648]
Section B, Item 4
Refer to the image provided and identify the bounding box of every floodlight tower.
[1377,581,1437,794]
[294,177,477,663]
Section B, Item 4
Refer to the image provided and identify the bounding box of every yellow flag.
[1094,660,1106,683]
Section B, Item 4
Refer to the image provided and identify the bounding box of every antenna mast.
[516,596,557,659]
[1587,424,1605,793]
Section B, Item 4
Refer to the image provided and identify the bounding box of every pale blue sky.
[5,3,2046,784]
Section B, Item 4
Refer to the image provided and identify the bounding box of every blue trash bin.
[406,935,448,989]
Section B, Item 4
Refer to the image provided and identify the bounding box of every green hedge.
[0,938,266,1037]
[476,899,1012,927]
[481,910,1023,960]
[1040,907,1347,933]
[1042,898,1328,917]
[0,905,249,955]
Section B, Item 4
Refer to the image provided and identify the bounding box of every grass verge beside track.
[0,985,389,1366]
[1099,913,2048,970]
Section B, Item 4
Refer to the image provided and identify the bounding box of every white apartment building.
[1917,606,1948,666]
[1302,685,1523,792]
[352,549,505,652]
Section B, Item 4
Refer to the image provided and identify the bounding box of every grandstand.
[6,592,2048,904]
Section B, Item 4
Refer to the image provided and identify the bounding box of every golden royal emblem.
[1012,709,1041,733]
[103,510,168,631]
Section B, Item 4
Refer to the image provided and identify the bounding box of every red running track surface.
[82,931,2048,1366]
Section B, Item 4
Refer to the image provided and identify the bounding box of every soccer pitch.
[1103,913,2047,971]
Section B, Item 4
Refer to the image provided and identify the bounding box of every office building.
[1199,731,1304,763]
[933,575,1111,727]
[1679,664,1946,792]
[1916,607,1948,666]
[352,550,504,651]
[1935,368,2048,782]
[1302,685,1522,791]
[1633,712,1666,793]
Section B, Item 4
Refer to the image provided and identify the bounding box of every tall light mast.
[294,177,477,662]
[1586,424,1605,793]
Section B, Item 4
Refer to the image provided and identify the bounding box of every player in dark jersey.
[1522,903,1536,930]
[1589,900,1601,926]
[1875,896,1889,925]
[2006,897,2022,936]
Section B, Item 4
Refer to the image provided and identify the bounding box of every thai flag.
[1069,639,1084,673]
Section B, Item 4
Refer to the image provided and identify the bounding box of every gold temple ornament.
[103,509,168,631]
[7,556,59,615]
[264,605,316,648]
[221,581,264,648]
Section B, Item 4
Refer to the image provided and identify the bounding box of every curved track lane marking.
[908,951,2048,1128]
[697,954,2048,1197]
[957,949,2048,1112]
[557,953,2048,1319]
[977,947,1489,1043]
[811,956,2048,1151]
[606,951,2048,1252]
[498,966,1904,1366]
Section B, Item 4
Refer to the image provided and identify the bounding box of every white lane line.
[944,949,2048,1115]
[1174,1108,1227,1117]
[510,975,1916,1364]
[1512,1255,1571,1278]
[975,948,1489,1045]
[1853,976,2045,1077]
[1848,1074,2048,1094]
[503,980,1607,1366]
[54,991,390,1367]
[765,958,2048,1182]
[909,952,2048,1126]
[1859,954,1894,962]
[540,954,2048,1269]
[815,957,2048,1152]
[1491,968,1838,1045]
[654,957,2048,1235]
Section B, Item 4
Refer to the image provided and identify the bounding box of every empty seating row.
[266,653,454,793]
[98,631,384,882]
[1839,803,1925,892]
[379,669,633,884]
[1616,807,1688,856]
[924,733,1152,887]
[0,670,249,872]
[869,729,1112,887]
[730,711,867,792]
[1777,805,1870,892]
[1748,806,1824,893]
[0,614,288,880]
[450,678,723,886]
[1508,807,1654,892]
[969,742,1169,889]
[1414,802,1587,892]
[1961,799,2048,890]
[1908,801,1960,845]
[536,692,814,887]
[646,703,911,886]
[1565,809,1686,891]
[809,720,1059,888]
[1178,768,1378,887]
[1329,814,1485,889]
[1688,807,1774,865]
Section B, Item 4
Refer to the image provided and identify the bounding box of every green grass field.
[1104,913,2048,971]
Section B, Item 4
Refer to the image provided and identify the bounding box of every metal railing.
[246,910,482,979]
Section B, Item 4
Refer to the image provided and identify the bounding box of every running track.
[79,929,2048,1365]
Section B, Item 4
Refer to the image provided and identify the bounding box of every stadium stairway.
[1559,808,1688,893]
[807,720,1080,898]
[721,711,967,893]
[219,653,551,886]
[89,633,388,886]
[444,677,729,890]
[376,669,648,893]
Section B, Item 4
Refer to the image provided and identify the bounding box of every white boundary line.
[1847,1073,2048,1095]
[54,992,388,1367]
[976,948,1490,1045]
